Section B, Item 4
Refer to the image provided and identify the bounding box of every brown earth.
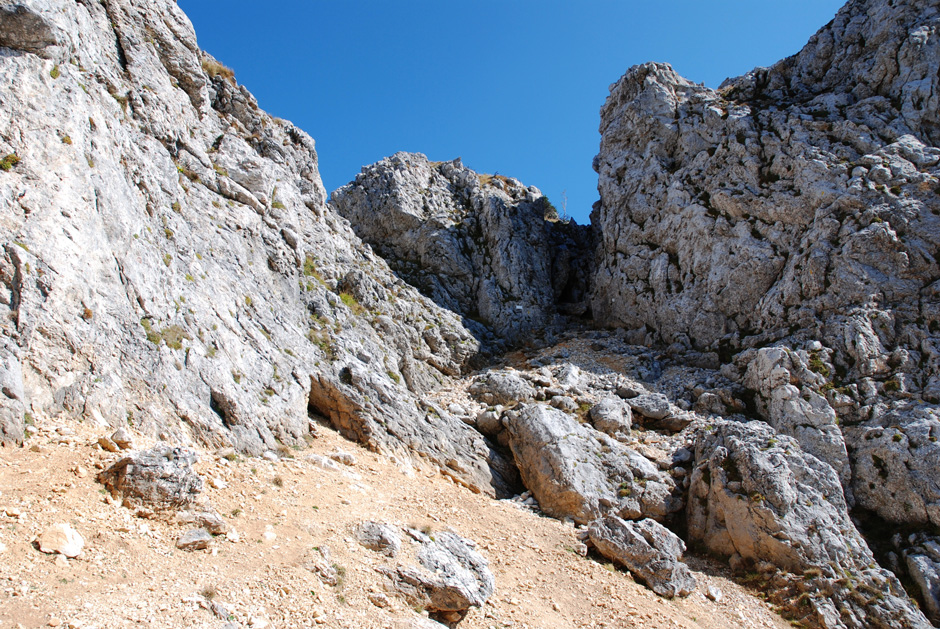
[0,413,792,629]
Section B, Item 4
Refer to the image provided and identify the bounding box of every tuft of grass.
[0,154,21,171]
[50,65,60,79]
[202,58,235,81]
[272,475,284,488]
[61,135,72,145]
[81,307,93,321]
[339,292,364,315]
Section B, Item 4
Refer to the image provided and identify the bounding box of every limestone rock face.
[688,420,928,628]
[591,0,940,364]
[331,152,592,347]
[0,0,511,496]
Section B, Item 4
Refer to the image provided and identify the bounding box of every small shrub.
[171,201,181,213]
[50,65,60,79]
[272,475,284,488]
[163,253,172,267]
[61,135,72,145]
[81,307,93,320]
[0,154,21,171]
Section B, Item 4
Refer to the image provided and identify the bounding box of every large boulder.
[382,530,494,625]
[504,403,681,525]
[96,444,203,511]
[688,420,928,628]
[587,515,695,598]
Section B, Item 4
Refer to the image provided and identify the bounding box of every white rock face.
[0,0,520,497]
[39,523,84,557]
[591,0,940,529]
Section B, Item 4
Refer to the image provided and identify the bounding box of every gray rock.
[383,531,493,617]
[902,535,940,624]
[627,393,671,421]
[355,521,401,557]
[505,403,681,525]
[331,152,592,346]
[96,444,203,511]
[110,427,134,450]
[846,405,940,528]
[589,397,632,436]
[688,420,928,628]
[176,528,212,551]
[743,347,851,486]
[0,0,510,502]
[587,515,695,598]
[177,509,227,535]
[468,371,536,406]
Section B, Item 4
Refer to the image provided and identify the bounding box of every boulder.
[96,444,203,511]
[902,534,940,624]
[505,403,681,525]
[355,521,402,557]
[688,420,928,628]
[627,393,671,421]
[383,530,493,624]
[176,528,212,551]
[468,371,536,406]
[587,515,695,598]
[589,397,632,436]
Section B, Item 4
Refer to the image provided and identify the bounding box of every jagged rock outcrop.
[688,420,929,628]
[331,152,592,347]
[591,1,940,611]
[592,0,940,354]
[0,0,521,497]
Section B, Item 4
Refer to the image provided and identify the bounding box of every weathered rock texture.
[96,444,203,510]
[505,403,681,525]
[0,0,522,497]
[689,421,928,628]
[331,152,592,347]
[588,515,695,598]
[592,0,940,355]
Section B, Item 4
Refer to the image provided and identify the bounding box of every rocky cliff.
[0,0,523,497]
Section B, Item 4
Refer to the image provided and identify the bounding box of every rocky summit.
[1,0,939,627]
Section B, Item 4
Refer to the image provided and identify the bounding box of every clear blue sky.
[178,1,844,225]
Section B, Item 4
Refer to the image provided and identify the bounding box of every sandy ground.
[0,410,795,629]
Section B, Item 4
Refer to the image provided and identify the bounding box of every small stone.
[329,451,356,466]
[110,427,133,450]
[54,554,69,567]
[226,530,240,543]
[263,525,276,542]
[39,524,84,558]
[97,436,120,453]
[261,451,279,462]
[47,618,62,627]
[176,528,212,551]
[368,592,390,608]
[0,541,6,553]
[705,585,722,602]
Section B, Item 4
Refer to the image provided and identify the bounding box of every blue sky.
[178,1,845,225]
